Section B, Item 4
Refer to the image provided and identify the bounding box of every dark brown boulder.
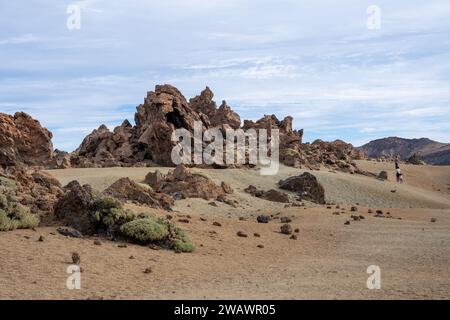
[261,189,290,203]
[279,172,325,204]
[54,181,98,234]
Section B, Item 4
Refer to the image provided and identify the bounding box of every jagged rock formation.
[72,84,363,171]
[72,85,242,167]
[0,112,54,167]
[358,137,450,165]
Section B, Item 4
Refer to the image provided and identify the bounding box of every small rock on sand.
[72,252,80,265]
[143,267,152,274]
[280,217,292,223]
[257,215,271,223]
[237,231,248,238]
[280,224,293,235]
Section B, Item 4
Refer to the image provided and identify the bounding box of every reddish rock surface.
[0,112,54,167]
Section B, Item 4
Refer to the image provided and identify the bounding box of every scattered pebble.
[344,221,350,225]
[38,236,45,242]
[290,234,298,240]
[237,231,248,238]
[257,215,271,223]
[280,224,293,235]
[257,244,264,249]
[280,217,292,223]
[143,267,152,274]
[93,240,102,246]
[294,228,300,233]
[212,221,222,227]
[431,218,437,223]
[253,233,261,237]
[178,218,189,223]
[71,252,80,265]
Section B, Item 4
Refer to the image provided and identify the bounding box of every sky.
[1,0,449,151]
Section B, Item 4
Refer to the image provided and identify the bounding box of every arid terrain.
[1,160,449,299]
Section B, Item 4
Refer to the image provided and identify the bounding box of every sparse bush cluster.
[90,192,194,252]
[55,180,195,252]
[90,194,135,234]
[120,216,195,252]
[0,176,39,231]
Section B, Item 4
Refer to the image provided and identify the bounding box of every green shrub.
[172,238,195,253]
[166,222,195,253]
[0,204,39,231]
[90,194,135,233]
[120,216,195,252]
[120,217,169,243]
[0,176,39,231]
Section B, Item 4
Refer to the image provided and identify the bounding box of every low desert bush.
[120,217,169,242]
[120,216,195,252]
[0,177,39,231]
[91,194,135,230]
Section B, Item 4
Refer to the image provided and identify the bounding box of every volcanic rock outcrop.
[72,84,363,171]
[279,172,325,204]
[145,165,229,200]
[0,166,63,219]
[103,177,173,209]
[0,112,54,167]
[72,85,242,167]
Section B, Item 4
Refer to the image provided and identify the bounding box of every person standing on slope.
[395,161,403,183]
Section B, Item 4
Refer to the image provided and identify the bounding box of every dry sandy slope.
[0,164,449,299]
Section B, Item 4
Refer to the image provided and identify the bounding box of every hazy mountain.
[358,137,450,165]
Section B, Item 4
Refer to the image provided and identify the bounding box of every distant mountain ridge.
[358,137,450,165]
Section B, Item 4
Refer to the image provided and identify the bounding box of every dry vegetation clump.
[0,176,39,231]
[120,216,195,252]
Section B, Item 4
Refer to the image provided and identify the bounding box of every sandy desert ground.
[1,160,449,299]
